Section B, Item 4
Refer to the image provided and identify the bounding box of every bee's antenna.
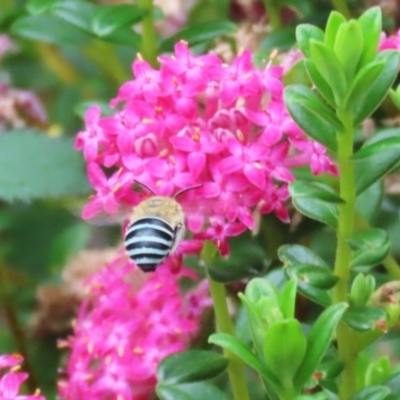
[174,184,203,199]
[134,180,156,195]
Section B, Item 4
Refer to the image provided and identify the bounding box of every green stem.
[138,0,158,67]
[330,0,351,19]
[202,243,249,400]
[207,277,250,400]
[332,110,357,400]
[264,0,282,30]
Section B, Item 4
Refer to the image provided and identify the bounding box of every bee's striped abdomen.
[124,217,175,272]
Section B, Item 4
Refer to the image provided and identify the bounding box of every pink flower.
[58,257,210,400]
[379,30,400,51]
[76,41,337,257]
[0,354,44,400]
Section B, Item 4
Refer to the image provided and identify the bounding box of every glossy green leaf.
[289,181,343,204]
[324,11,346,49]
[294,303,348,389]
[209,333,279,386]
[296,24,325,58]
[355,181,383,222]
[289,182,339,228]
[296,281,331,307]
[309,40,347,103]
[365,356,392,386]
[101,26,141,47]
[286,264,338,289]
[278,244,329,268]
[295,395,330,400]
[264,319,307,384]
[157,382,229,400]
[348,385,390,400]
[344,60,385,112]
[157,350,228,384]
[390,87,400,110]
[10,14,90,44]
[279,279,297,319]
[159,21,237,52]
[0,130,90,202]
[353,136,400,159]
[91,4,146,37]
[284,85,338,151]
[357,6,382,67]
[349,273,376,307]
[385,371,400,397]
[26,0,57,15]
[353,50,400,126]
[51,0,96,33]
[343,306,387,331]
[245,278,278,305]
[334,21,363,82]
[348,228,390,268]
[304,60,335,106]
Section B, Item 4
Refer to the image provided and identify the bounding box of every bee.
[124,184,202,273]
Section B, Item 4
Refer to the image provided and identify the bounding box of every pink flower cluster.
[58,257,210,400]
[76,41,337,254]
[379,29,400,51]
[0,354,44,400]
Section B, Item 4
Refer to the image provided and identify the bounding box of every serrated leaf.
[91,4,146,37]
[289,182,339,228]
[353,50,400,125]
[296,24,325,58]
[51,0,96,33]
[357,7,382,68]
[309,41,347,103]
[324,11,347,49]
[343,306,387,331]
[209,333,279,386]
[26,0,57,15]
[278,244,329,268]
[334,21,363,82]
[10,14,90,44]
[344,61,385,112]
[348,385,390,400]
[0,130,90,202]
[159,21,237,52]
[304,60,335,106]
[348,228,390,268]
[157,381,229,400]
[157,350,228,384]
[284,85,338,151]
[294,303,348,390]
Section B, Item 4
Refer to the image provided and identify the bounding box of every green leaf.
[279,279,297,319]
[26,0,57,15]
[357,6,382,68]
[245,278,279,305]
[10,14,90,44]
[349,273,376,307]
[284,85,338,151]
[309,40,347,103]
[296,281,332,307]
[348,228,390,268]
[296,24,325,58]
[355,181,383,222]
[353,136,400,159]
[209,333,279,386]
[91,4,146,37]
[289,181,339,228]
[264,319,307,384]
[353,50,400,125]
[157,350,228,384]
[344,61,385,112]
[365,356,392,386]
[333,21,363,82]
[260,27,296,52]
[349,385,390,400]
[324,11,347,49]
[289,181,343,204]
[304,60,335,106]
[159,21,237,52]
[385,371,400,397]
[51,0,96,33]
[0,130,90,202]
[278,244,329,268]
[294,303,348,389]
[157,382,229,400]
[343,306,387,331]
[286,264,338,289]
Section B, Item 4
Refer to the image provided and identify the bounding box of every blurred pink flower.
[76,41,337,255]
[0,354,44,400]
[58,257,210,400]
[379,30,400,51]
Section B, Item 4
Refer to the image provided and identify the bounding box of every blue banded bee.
[124,184,201,273]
